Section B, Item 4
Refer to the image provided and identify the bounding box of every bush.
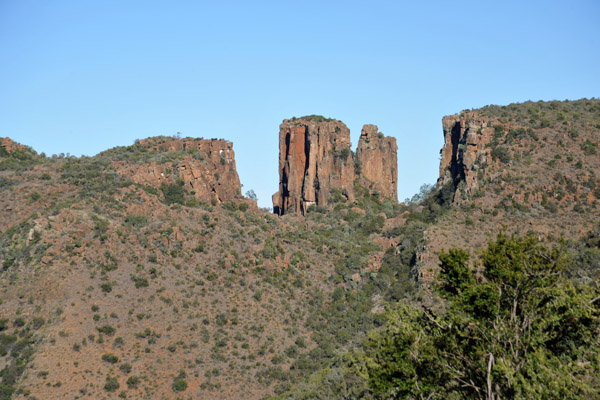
[126,375,140,388]
[364,233,600,399]
[97,325,116,336]
[102,353,119,364]
[582,139,597,155]
[119,363,132,374]
[104,375,120,392]
[100,282,113,293]
[30,317,45,330]
[131,275,149,288]
[160,181,186,205]
[172,378,188,391]
[491,145,511,163]
[173,370,188,392]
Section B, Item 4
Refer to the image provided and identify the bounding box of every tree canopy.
[364,233,600,399]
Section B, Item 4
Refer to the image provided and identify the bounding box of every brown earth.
[1,98,599,399]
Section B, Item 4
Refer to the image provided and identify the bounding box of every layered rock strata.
[117,138,241,204]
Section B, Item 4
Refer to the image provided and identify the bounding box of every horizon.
[1,1,599,207]
[3,96,597,209]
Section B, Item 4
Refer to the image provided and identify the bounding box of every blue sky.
[1,1,598,207]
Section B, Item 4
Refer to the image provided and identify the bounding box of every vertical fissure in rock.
[450,121,463,182]
[273,118,398,215]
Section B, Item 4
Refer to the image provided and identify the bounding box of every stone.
[272,117,355,215]
[272,118,399,215]
[438,112,495,203]
[1,137,28,154]
[356,124,398,201]
[115,138,242,204]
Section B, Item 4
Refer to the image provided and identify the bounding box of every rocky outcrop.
[1,137,29,155]
[272,118,399,215]
[437,112,495,203]
[356,124,398,201]
[116,138,242,204]
[272,117,356,215]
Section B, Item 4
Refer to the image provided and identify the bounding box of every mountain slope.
[0,98,599,399]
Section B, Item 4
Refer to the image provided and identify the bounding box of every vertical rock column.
[438,112,494,203]
[273,118,355,215]
[355,124,398,201]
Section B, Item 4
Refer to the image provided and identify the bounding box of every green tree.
[364,233,600,399]
[160,181,186,205]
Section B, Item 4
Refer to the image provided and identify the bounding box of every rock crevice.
[356,124,398,201]
[273,118,355,215]
[273,117,398,215]
[438,112,494,203]
[116,137,242,204]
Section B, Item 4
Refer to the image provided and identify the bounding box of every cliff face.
[437,112,494,203]
[272,118,356,215]
[273,118,399,215]
[356,124,398,201]
[116,138,242,204]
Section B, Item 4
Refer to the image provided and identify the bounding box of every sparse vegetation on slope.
[0,98,599,399]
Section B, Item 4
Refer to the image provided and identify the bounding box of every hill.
[0,98,599,399]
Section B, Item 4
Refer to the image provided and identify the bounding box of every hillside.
[420,98,600,286]
[0,98,599,399]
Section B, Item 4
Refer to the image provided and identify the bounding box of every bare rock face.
[116,138,241,204]
[438,112,495,203]
[272,117,355,215]
[273,118,399,215]
[356,124,398,201]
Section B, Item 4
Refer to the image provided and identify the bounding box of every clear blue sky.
[1,1,598,207]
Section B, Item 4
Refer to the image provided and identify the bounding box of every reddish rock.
[383,211,408,231]
[1,137,28,154]
[438,112,495,203]
[272,118,399,215]
[272,118,355,215]
[356,124,398,201]
[115,138,241,204]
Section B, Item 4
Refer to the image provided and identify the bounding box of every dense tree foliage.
[365,234,600,399]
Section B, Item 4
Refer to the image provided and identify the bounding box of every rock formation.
[1,137,29,155]
[272,117,399,215]
[116,137,242,204]
[437,112,494,203]
[272,117,356,215]
[355,124,398,201]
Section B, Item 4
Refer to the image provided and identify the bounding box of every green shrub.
[131,275,149,288]
[119,363,132,373]
[104,375,120,392]
[126,375,140,388]
[102,353,119,364]
[100,282,114,293]
[364,233,600,399]
[582,139,597,155]
[172,370,188,392]
[97,325,116,336]
[160,181,186,205]
[491,146,511,163]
